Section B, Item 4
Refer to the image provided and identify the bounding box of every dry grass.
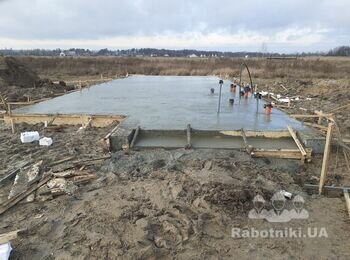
[17,56,350,83]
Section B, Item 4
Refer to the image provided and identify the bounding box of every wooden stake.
[319,123,334,194]
[130,126,141,149]
[343,189,350,218]
[317,110,323,124]
[241,128,253,155]
[10,118,15,134]
[185,124,192,149]
[287,125,307,162]
[0,93,8,113]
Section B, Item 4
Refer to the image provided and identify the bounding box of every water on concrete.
[135,131,298,149]
[16,75,308,131]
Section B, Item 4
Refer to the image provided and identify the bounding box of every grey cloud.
[0,0,349,51]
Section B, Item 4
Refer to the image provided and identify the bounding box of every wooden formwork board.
[4,113,125,127]
[220,130,291,138]
[252,148,312,160]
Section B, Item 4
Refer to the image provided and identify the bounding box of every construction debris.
[0,242,12,260]
[20,131,40,143]
[8,161,43,201]
[39,137,53,146]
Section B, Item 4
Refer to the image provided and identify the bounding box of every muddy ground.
[0,122,350,259]
[0,56,350,259]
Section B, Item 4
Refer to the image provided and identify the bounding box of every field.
[17,56,350,134]
[0,56,350,259]
[17,55,350,79]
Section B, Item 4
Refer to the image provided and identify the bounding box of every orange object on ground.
[244,92,249,98]
[264,104,273,114]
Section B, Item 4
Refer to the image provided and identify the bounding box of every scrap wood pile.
[0,155,111,216]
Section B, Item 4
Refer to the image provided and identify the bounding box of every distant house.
[59,52,66,57]
[164,54,169,57]
[188,54,198,58]
[67,50,76,56]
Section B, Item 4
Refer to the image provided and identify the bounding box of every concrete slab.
[133,130,298,150]
[15,75,309,131]
[13,75,324,153]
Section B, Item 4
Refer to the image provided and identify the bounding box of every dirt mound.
[0,57,75,102]
[0,56,39,89]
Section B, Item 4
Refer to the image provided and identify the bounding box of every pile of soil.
[0,57,39,89]
[0,57,74,102]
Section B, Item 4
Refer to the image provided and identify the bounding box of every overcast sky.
[0,0,349,53]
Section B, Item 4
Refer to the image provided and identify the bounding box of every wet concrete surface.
[135,131,298,149]
[15,76,308,131]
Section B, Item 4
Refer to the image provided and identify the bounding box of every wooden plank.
[290,114,333,118]
[252,148,312,160]
[71,155,111,165]
[47,156,75,168]
[0,174,52,216]
[287,125,307,162]
[319,123,334,194]
[328,103,350,113]
[46,115,57,126]
[252,150,303,159]
[220,130,291,138]
[4,113,124,127]
[305,184,350,191]
[185,124,191,149]
[302,122,328,130]
[103,125,120,140]
[0,230,23,244]
[130,126,141,149]
[343,151,350,174]
[0,161,31,187]
[241,128,253,154]
[343,189,350,218]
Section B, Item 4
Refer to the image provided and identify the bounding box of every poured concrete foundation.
[12,75,325,154]
[133,130,298,150]
[15,76,308,131]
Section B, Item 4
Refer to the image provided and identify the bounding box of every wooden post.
[287,125,307,163]
[185,124,192,149]
[130,126,141,149]
[318,110,323,124]
[10,118,15,134]
[343,189,350,218]
[7,104,11,115]
[241,128,253,155]
[319,123,334,194]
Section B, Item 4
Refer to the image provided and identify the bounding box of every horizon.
[0,46,342,55]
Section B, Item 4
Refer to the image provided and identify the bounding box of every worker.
[264,103,273,114]
[244,85,250,98]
